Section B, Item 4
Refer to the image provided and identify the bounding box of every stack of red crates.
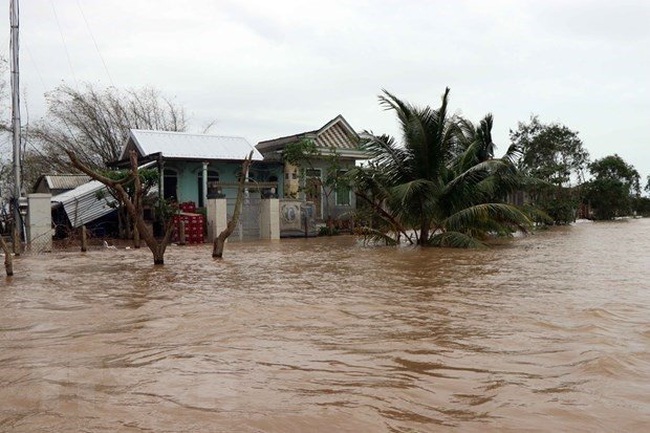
[172,202,204,244]
[179,201,196,213]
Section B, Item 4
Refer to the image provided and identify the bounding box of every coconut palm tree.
[353,88,531,247]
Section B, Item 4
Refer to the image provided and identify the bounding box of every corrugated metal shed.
[121,130,263,162]
[34,174,91,195]
[51,180,115,228]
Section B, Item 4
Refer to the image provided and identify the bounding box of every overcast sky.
[1,0,649,180]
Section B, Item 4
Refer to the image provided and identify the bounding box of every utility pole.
[10,0,22,255]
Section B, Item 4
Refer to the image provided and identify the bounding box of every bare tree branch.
[212,152,253,259]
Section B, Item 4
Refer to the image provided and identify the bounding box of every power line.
[49,0,78,88]
[76,0,115,87]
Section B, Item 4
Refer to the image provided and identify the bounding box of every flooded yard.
[2,219,650,432]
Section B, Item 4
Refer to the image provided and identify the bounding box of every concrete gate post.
[27,193,53,253]
[260,198,280,240]
[206,198,228,243]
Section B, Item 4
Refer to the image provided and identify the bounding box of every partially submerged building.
[256,115,369,226]
[43,116,371,241]
[117,129,273,207]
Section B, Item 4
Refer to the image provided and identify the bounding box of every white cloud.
[0,0,648,177]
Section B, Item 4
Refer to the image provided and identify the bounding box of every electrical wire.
[76,0,115,87]
[49,0,78,88]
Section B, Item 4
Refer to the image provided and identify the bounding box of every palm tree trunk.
[419,227,429,245]
[419,215,430,246]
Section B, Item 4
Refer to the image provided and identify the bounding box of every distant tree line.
[510,115,649,222]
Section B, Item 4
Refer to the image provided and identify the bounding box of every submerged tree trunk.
[213,153,252,259]
[418,218,430,246]
[355,192,412,244]
[81,225,88,252]
[125,211,133,240]
[1,236,13,276]
[133,225,141,249]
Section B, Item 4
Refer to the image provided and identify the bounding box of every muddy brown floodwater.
[1,219,650,432]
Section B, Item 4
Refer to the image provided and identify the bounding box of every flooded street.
[1,219,650,432]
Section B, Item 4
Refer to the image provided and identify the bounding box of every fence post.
[81,225,88,252]
[179,220,186,245]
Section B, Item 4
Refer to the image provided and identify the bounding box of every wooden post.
[81,225,88,252]
[179,220,186,245]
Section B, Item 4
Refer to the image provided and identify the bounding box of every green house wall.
[164,160,283,207]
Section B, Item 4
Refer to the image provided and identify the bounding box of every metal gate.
[227,194,261,242]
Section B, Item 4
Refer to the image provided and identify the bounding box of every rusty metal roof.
[121,130,263,162]
[35,174,91,192]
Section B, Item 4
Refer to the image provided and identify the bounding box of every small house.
[256,115,369,224]
[117,129,275,207]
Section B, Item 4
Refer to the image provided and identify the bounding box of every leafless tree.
[30,83,187,173]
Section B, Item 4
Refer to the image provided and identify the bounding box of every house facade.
[256,115,369,224]
[118,129,277,207]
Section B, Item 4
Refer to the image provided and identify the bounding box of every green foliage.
[512,115,589,185]
[99,168,159,199]
[351,88,531,247]
[318,225,339,236]
[583,154,640,220]
[284,139,345,189]
[282,138,351,228]
[282,139,319,166]
[589,154,640,192]
[532,184,580,225]
[510,115,589,224]
[633,196,650,217]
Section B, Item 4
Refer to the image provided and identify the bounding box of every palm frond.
[428,231,486,248]
[355,226,400,246]
[444,202,531,233]
[390,179,437,208]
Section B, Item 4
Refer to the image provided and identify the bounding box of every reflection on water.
[2,219,650,432]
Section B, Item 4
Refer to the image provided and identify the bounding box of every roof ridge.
[131,129,247,140]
